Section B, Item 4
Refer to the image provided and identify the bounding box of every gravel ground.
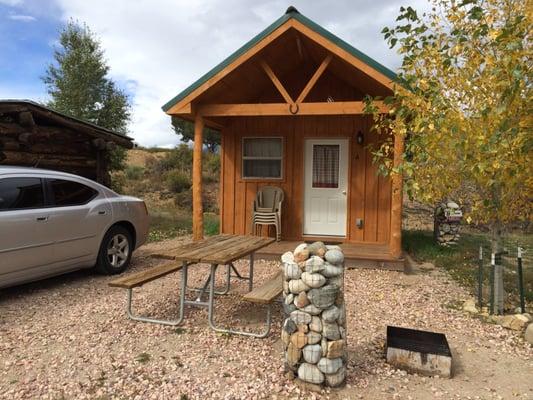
[0,237,531,400]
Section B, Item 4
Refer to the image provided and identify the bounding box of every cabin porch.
[255,240,405,271]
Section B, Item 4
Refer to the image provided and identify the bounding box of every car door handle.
[36,216,48,221]
[98,211,107,215]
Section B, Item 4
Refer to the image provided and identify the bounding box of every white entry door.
[303,139,349,236]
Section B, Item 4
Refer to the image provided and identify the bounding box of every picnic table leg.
[125,261,187,327]
[194,264,231,300]
[179,262,188,319]
[249,253,254,292]
[207,263,272,338]
[218,264,231,295]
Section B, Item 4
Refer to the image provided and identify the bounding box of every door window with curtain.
[312,144,340,188]
[242,137,283,179]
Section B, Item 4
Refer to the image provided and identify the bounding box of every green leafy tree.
[42,20,131,171]
[367,0,531,245]
[366,0,531,312]
[171,116,220,153]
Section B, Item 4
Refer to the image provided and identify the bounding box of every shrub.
[166,170,191,193]
[144,155,160,173]
[110,172,126,193]
[174,189,192,210]
[125,165,145,180]
[204,213,220,236]
[159,144,193,172]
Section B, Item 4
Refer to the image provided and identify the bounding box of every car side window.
[0,177,45,211]
[48,179,98,207]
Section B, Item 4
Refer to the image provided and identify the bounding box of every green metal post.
[478,246,483,308]
[489,252,495,315]
[517,247,525,314]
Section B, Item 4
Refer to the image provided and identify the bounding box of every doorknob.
[342,190,347,195]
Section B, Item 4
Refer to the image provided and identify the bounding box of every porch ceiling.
[185,29,392,109]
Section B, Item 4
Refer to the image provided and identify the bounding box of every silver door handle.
[342,190,347,195]
[98,211,107,215]
[36,216,48,221]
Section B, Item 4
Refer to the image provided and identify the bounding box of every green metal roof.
[162,7,397,112]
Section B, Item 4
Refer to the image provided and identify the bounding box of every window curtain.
[243,138,282,157]
[312,145,339,188]
[242,138,282,178]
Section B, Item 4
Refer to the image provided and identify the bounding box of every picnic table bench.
[109,234,279,337]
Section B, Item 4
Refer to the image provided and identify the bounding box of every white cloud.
[8,14,36,22]
[49,0,430,147]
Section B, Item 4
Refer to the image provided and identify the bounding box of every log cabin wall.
[220,114,392,244]
[0,129,102,181]
[0,101,133,185]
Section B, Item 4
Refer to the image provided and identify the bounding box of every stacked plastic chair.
[251,186,284,241]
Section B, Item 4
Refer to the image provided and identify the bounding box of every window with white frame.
[242,137,283,179]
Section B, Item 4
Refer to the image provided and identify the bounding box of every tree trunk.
[491,220,504,253]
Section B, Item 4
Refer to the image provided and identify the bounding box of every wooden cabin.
[0,100,133,185]
[163,7,405,269]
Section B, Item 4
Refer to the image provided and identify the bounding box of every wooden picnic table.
[110,234,276,334]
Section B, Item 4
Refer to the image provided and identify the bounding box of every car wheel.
[96,226,133,274]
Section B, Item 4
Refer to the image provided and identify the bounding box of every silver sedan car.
[0,166,149,288]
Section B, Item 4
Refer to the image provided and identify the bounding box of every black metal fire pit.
[386,326,452,378]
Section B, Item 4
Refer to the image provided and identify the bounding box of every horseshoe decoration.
[289,103,299,115]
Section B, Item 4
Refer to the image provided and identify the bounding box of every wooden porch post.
[192,114,204,241]
[390,132,405,258]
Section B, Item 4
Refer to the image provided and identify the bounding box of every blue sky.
[0,0,429,147]
[0,1,60,101]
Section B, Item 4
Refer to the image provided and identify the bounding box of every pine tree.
[42,20,131,170]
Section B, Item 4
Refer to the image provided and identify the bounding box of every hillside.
[114,147,220,241]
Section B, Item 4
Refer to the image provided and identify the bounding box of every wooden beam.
[192,114,205,241]
[198,101,388,116]
[389,132,405,259]
[260,60,294,105]
[296,54,332,103]
[173,103,192,114]
[289,19,395,90]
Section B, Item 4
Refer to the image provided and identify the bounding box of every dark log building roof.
[0,99,134,148]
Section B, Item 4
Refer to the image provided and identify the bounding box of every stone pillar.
[434,201,462,246]
[281,242,347,388]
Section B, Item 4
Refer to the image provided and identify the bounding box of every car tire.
[95,225,133,275]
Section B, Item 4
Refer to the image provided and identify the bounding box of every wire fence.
[476,234,532,314]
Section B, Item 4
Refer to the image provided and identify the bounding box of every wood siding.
[220,114,392,244]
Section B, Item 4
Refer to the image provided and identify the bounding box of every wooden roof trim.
[290,19,394,91]
[164,15,294,114]
[162,8,398,115]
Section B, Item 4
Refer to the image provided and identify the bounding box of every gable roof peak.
[162,7,397,113]
[285,6,299,15]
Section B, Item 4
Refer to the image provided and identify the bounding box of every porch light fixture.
[356,131,364,145]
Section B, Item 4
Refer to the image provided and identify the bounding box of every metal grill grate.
[386,326,452,357]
